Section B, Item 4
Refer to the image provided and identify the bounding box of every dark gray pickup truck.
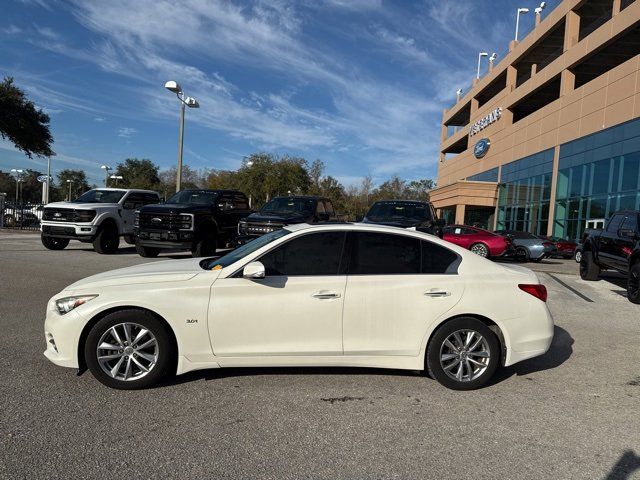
[580,210,640,304]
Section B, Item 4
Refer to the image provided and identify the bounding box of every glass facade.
[467,167,499,182]
[553,118,640,241]
[496,149,554,234]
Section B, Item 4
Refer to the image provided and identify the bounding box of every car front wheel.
[426,317,500,390]
[93,225,120,254]
[579,250,600,281]
[84,310,175,389]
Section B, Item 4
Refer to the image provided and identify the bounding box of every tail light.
[542,242,554,248]
[518,284,547,302]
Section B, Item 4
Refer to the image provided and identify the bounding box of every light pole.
[456,88,463,102]
[101,165,112,187]
[535,2,546,23]
[515,8,530,42]
[66,179,73,201]
[110,175,123,186]
[489,52,498,70]
[165,81,200,193]
[10,169,24,203]
[476,52,488,79]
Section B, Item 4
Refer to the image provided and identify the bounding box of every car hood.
[64,257,217,291]
[245,212,308,224]
[139,203,209,214]
[45,201,115,211]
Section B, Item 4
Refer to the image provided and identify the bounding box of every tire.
[515,247,530,262]
[574,250,582,263]
[93,225,119,254]
[4,214,16,228]
[579,250,600,281]
[470,243,489,258]
[136,243,160,258]
[191,234,217,257]
[84,309,176,390]
[426,317,500,391]
[41,235,70,250]
[627,262,640,304]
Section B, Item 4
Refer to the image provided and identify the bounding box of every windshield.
[366,202,433,222]
[73,189,126,204]
[260,197,316,215]
[202,229,291,270]
[166,190,218,205]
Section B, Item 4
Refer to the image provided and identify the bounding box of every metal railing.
[0,197,45,231]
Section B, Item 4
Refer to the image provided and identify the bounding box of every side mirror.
[619,228,637,239]
[243,261,265,279]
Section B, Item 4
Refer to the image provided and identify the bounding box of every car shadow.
[605,450,640,480]
[488,325,573,385]
[158,325,574,389]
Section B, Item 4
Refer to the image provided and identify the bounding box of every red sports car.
[537,235,578,259]
[442,224,512,258]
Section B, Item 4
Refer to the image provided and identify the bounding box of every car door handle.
[424,289,451,297]
[312,291,341,299]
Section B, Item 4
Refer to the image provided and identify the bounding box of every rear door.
[613,214,639,271]
[342,232,463,356]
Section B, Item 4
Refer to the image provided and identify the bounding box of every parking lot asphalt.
[1,232,639,480]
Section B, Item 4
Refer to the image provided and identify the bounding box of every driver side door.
[208,231,347,356]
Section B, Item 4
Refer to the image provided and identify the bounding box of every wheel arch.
[629,251,640,268]
[98,216,120,235]
[423,313,506,369]
[77,306,179,374]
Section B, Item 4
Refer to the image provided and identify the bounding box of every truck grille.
[43,208,77,222]
[245,222,284,235]
[138,212,192,230]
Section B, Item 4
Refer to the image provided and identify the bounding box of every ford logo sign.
[474,138,491,159]
[54,212,61,217]
[151,217,162,223]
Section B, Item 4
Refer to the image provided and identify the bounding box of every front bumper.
[41,222,97,240]
[136,229,194,249]
[43,301,83,369]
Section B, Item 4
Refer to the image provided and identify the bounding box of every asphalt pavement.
[1,232,639,479]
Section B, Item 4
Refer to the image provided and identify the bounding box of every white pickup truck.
[40,188,160,254]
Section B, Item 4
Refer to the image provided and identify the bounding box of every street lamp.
[165,80,200,193]
[10,169,24,203]
[489,52,498,69]
[476,52,488,79]
[110,174,123,186]
[101,165,112,187]
[66,179,73,201]
[456,88,463,102]
[515,7,530,42]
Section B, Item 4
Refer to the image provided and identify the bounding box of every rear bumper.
[504,302,554,366]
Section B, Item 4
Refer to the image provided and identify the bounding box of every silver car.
[494,230,556,262]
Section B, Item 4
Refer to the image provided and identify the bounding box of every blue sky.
[1,0,559,187]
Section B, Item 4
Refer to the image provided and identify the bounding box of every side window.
[233,194,249,210]
[218,194,234,210]
[324,201,335,217]
[622,214,638,233]
[124,194,145,208]
[143,193,160,205]
[258,232,346,276]
[316,201,326,215]
[422,241,460,274]
[606,214,624,233]
[349,232,420,275]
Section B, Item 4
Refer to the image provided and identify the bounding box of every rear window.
[366,202,433,222]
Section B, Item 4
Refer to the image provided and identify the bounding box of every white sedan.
[44,223,554,390]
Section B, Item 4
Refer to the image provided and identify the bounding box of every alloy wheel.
[96,322,158,381]
[439,329,491,382]
[470,243,489,257]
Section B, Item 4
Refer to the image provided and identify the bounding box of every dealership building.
[429,0,640,240]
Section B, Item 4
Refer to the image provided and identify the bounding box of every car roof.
[271,195,328,200]
[371,199,430,204]
[92,188,158,194]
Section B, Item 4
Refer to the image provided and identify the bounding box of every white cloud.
[117,127,137,138]
[2,24,23,35]
[93,117,105,122]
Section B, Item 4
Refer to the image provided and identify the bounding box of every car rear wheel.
[4,214,16,227]
[84,310,175,389]
[515,247,530,262]
[574,250,582,263]
[627,262,640,304]
[579,250,600,281]
[136,243,160,258]
[93,225,119,254]
[470,243,489,258]
[41,235,70,250]
[426,317,500,390]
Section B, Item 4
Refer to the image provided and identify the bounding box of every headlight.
[134,211,139,227]
[55,295,98,315]
[75,210,96,222]
[178,214,193,230]
[238,219,247,234]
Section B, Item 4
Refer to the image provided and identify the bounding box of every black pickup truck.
[580,210,640,303]
[134,189,251,257]
[236,195,337,244]
[362,200,444,236]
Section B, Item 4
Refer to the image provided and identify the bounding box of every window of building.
[476,71,507,108]
[258,231,346,276]
[442,135,469,158]
[510,76,561,124]
[444,101,471,139]
[467,167,499,182]
[571,25,640,89]
[513,18,566,88]
[496,149,554,235]
[621,0,636,11]
[554,118,640,241]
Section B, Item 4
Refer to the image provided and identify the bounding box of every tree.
[308,159,324,195]
[0,77,54,158]
[55,169,90,201]
[115,158,160,190]
[404,179,435,201]
[159,165,207,199]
